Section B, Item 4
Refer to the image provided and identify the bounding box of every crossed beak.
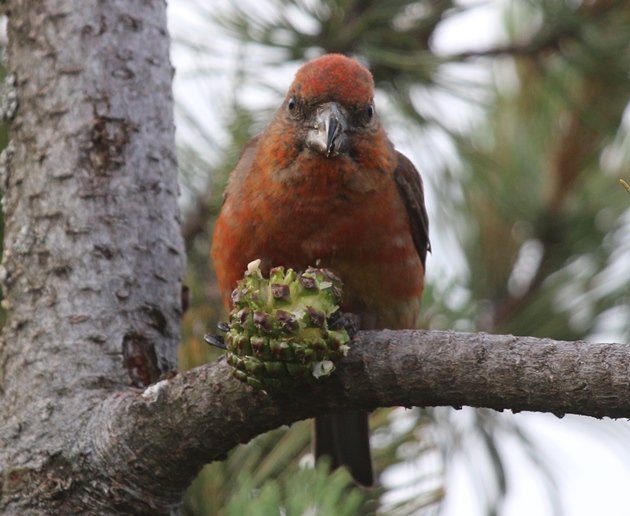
[306,102,349,157]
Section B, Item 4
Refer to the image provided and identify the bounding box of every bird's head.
[280,54,379,158]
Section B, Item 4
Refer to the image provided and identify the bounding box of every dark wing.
[393,151,430,267]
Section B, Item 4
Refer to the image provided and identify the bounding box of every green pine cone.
[224,259,351,390]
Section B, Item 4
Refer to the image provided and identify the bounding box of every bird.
[211,53,429,486]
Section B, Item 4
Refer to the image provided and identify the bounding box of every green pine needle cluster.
[222,460,365,516]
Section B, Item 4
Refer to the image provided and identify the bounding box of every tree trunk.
[0,0,184,513]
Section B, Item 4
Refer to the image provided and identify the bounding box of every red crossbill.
[211,53,429,486]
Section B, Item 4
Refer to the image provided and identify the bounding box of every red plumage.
[212,54,430,485]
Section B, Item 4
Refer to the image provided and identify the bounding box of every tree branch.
[444,0,620,62]
[75,328,629,512]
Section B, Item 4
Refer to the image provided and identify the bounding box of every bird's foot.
[327,311,361,337]
[203,321,230,350]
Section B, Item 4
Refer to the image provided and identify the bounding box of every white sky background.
[168,1,630,514]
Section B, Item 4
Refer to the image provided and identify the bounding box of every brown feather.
[393,151,431,267]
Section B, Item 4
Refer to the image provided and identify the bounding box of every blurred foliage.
[173,0,630,514]
[185,457,366,516]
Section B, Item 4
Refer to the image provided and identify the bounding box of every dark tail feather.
[314,411,373,486]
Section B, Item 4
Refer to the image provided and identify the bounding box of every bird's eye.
[288,97,297,111]
[366,105,374,119]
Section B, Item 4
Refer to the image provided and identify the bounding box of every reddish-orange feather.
[292,54,374,105]
[212,53,425,320]
[211,53,428,485]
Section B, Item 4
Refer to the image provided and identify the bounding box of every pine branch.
[68,328,629,512]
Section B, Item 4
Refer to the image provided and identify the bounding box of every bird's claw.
[204,320,231,350]
[327,311,360,337]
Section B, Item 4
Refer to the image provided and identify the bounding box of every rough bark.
[88,329,630,496]
[0,0,184,514]
[41,329,630,513]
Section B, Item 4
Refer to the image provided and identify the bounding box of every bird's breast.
[213,153,424,327]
